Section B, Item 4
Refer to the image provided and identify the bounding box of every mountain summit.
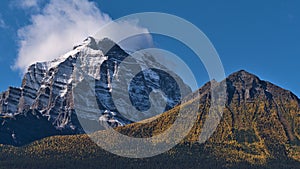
[115,69,300,163]
[1,69,299,168]
[1,36,300,167]
[0,37,191,146]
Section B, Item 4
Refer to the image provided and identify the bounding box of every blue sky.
[0,0,299,97]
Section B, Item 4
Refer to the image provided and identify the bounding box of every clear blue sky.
[0,0,299,97]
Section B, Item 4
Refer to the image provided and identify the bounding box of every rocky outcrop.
[0,37,191,146]
[117,70,300,161]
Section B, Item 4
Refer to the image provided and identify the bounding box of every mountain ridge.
[0,36,191,146]
[1,35,300,168]
[1,69,300,169]
[112,69,300,162]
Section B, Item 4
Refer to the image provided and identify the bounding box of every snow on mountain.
[0,36,191,146]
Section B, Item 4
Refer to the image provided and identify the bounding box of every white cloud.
[95,20,153,52]
[0,15,7,28]
[14,0,153,73]
[11,0,42,11]
[19,0,40,9]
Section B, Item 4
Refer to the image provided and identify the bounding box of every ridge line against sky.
[0,0,299,97]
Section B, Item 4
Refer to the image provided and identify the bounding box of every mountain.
[115,70,300,164]
[1,70,300,169]
[0,37,191,146]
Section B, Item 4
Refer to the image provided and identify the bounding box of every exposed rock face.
[224,70,300,145]
[0,37,191,146]
[220,70,300,159]
[117,70,300,162]
[0,87,22,115]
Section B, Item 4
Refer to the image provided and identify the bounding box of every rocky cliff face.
[1,70,300,168]
[117,70,300,162]
[0,37,191,146]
